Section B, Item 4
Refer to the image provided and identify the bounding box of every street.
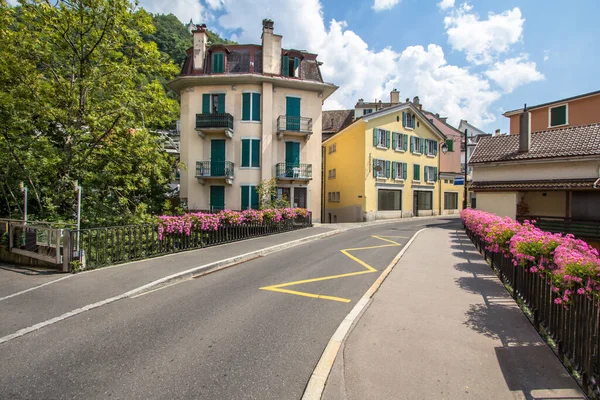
[0,218,453,399]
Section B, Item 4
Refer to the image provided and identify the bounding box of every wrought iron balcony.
[275,163,312,181]
[276,115,312,139]
[195,113,234,138]
[195,161,234,185]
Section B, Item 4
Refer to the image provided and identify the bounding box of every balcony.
[276,115,312,140]
[195,161,235,185]
[195,113,234,139]
[275,163,312,181]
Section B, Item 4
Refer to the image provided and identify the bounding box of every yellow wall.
[522,191,566,217]
[440,178,464,215]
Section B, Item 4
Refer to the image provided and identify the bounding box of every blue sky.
[134,0,600,132]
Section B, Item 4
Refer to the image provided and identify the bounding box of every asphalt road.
[0,217,457,400]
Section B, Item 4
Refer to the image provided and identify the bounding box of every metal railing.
[466,228,599,395]
[69,214,312,269]
[276,115,312,134]
[196,113,234,130]
[517,215,600,240]
[195,161,235,178]
[275,163,312,180]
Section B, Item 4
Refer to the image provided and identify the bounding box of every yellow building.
[323,102,453,222]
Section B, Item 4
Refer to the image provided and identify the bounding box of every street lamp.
[19,182,27,225]
[440,141,448,155]
[74,181,82,252]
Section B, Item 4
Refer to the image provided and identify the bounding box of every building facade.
[168,20,337,220]
[323,101,455,223]
[503,89,600,135]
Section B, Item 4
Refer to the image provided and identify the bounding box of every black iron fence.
[517,215,600,240]
[69,214,312,270]
[275,163,312,180]
[466,228,599,396]
[195,161,235,178]
[277,115,312,134]
[196,113,234,130]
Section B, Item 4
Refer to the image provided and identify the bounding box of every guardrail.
[517,215,600,240]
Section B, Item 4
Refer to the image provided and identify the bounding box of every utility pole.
[463,129,468,209]
[20,182,28,225]
[74,181,82,252]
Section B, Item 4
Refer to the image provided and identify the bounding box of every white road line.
[0,275,73,303]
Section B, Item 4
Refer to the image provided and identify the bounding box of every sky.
[13,0,600,133]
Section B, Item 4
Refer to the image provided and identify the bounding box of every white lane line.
[0,275,73,303]
[301,228,427,400]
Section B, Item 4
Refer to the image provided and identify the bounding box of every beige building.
[168,20,337,220]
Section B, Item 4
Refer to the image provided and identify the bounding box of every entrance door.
[294,187,307,208]
[285,141,300,178]
[286,97,301,131]
[413,192,419,216]
[210,186,225,211]
[211,139,226,176]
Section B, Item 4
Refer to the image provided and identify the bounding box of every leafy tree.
[256,178,290,210]
[0,0,179,226]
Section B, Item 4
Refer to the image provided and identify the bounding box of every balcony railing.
[275,163,312,180]
[276,115,312,138]
[195,113,234,138]
[195,161,234,183]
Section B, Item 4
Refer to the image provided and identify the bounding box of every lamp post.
[74,181,82,252]
[463,128,468,210]
[19,182,27,225]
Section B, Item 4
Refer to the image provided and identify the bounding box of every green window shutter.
[402,111,407,127]
[373,159,377,177]
[213,53,224,73]
[252,93,261,121]
[392,162,397,179]
[392,132,397,149]
[434,167,438,182]
[403,162,408,180]
[217,94,225,113]
[414,164,420,180]
[241,186,250,210]
[433,140,438,156]
[425,167,429,182]
[403,134,408,151]
[294,57,300,77]
[446,139,453,152]
[241,139,250,167]
[385,160,391,178]
[410,136,414,152]
[385,131,390,148]
[282,55,289,76]
[251,139,260,167]
[251,186,259,209]
[202,94,210,114]
[242,93,251,121]
[420,139,425,154]
[550,105,567,126]
[373,128,378,146]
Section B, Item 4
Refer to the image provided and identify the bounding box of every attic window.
[282,55,300,77]
[403,112,416,129]
[549,104,568,127]
[212,52,225,73]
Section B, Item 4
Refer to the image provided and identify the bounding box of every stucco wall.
[522,191,566,217]
[473,160,600,182]
[477,192,518,219]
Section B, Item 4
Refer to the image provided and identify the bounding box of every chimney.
[390,89,400,105]
[495,129,501,136]
[261,19,282,75]
[519,104,530,153]
[192,24,208,70]
[440,117,448,123]
[412,96,420,106]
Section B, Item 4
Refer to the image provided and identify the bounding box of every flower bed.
[461,209,600,302]
[157,208,310,240]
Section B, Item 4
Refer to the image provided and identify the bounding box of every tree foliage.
[0,0,179,226]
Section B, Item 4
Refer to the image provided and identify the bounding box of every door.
[285,141,300,177]
[211,94,225,114]
[413,192,419,217]
[286,97,301,131]
[211,139,226,176]
[210,186,225,211]
[294,187,307,209]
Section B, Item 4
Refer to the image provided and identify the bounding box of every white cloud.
[372,0,402,12]
[543,49,550,61]
[485,55,544,93]
[137,0,206,24]
[437,0,455,10]
[444,4,524,65]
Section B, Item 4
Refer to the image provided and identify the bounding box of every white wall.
[473,160,600,182]
[477,192,518,219]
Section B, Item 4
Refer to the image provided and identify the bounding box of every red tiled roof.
[469,123,600,164]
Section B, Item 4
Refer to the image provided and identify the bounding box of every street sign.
[454,177,465,185]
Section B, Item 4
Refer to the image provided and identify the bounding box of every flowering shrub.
[461,209,600,303]
[157,208,310,240]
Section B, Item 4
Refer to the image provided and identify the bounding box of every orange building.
[503,89,600,134]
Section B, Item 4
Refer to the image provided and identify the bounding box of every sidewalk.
[322,225,586,399]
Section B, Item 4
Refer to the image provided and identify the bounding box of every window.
[392,132,408,152]
[212,52,225,73]
[549,104,567,127]
[242,93,261,121]
[392,162,407,180]
[378,189,401,211]
[328,143,337,154]
[444,192,458,210]
[373,159,390,179]
[241,185,259,210]
[202,93,226,114]
[328,192,340,202]
[364,109,373,115]
[282,55,300,77]
[241,138,260,168]
[403,111,416,129]
[410,136,423,154]
[424,166,438,182]
[373,128,390,148]
[328,168,336,179]
[425,139,438,156]
[445,139,454,152]
[413,164,420,181]
[416,191,433,210]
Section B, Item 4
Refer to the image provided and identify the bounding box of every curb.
[301,228,427,400]
[0,228,340,346]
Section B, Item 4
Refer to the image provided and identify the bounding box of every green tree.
[0,0,179,226]
[144,13,191,67]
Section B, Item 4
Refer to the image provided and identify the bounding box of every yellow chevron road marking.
[260,235,404,303]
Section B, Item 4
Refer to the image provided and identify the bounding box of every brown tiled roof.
[322,110,354,134]
[469,123,600,164]
[471,179,597,191]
